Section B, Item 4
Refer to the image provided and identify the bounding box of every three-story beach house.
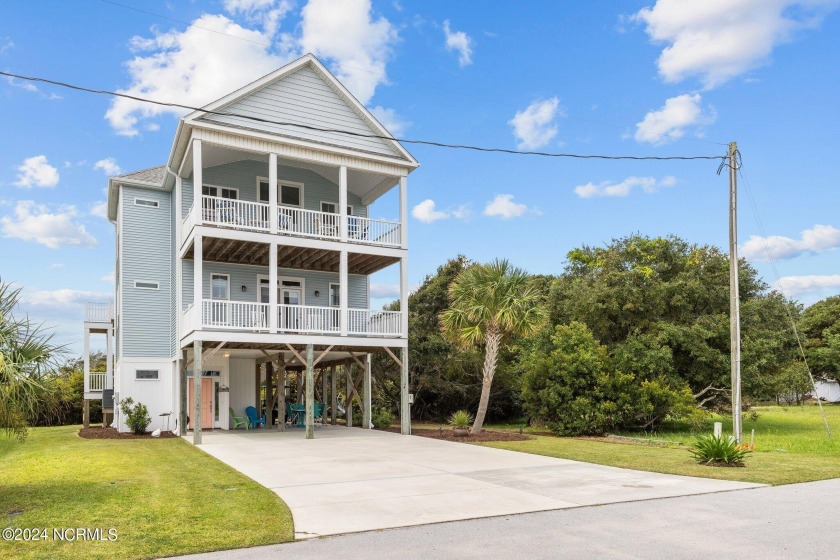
[83,54,416,442]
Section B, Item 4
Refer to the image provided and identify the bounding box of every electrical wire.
[0,70,726,162]
[737,161,832,438]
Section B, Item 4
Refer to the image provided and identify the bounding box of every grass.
[0,426,293,560]
[481,405,840,486]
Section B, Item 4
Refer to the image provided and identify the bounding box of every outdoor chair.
[313,402,325,426]
[245,406,266,429]
[229,407,249,430]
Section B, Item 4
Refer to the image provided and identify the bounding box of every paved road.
[172,478,839,560]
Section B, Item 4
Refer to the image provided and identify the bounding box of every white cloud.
[51,263,64,269]
[451,205,471,220]
[93,158,122,176]
[14,155,59,188]
[483,194,532,219]
[741,224,840,262]
[443,20,473,67]
[509,98,562,150]
[574,175,677,199]
[101,271,116,284]
[107,0,398,135]
[369,105,410,137]
[299,0,398,105]
[370,283,400,299]
[412,199,450,223]
[1,201,98,249]
[90,202,109,220]
[4,75,37,93]
[775,275,840,298]
[634,93,714,144]
[23,288,111,309]
[633,0,840,89]
[0,37,13,54]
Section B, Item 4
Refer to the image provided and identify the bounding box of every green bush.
[119,397,151,435]
[690,434,750,466]
[448,409,473,429]
[371,408,394,429]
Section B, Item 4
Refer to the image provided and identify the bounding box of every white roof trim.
[183,53,418,165]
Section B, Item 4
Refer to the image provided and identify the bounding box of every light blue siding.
[200,65,400,158]
[183,160,367,219]
[182,262,368,310]
[120,187,173,358]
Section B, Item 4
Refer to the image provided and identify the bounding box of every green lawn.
[482,405,840,486]
[0,426,293,560]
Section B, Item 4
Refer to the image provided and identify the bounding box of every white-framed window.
[210,274,230,300]
[320,201,353,215]
[202,185,238,199]
[329,283,340,307]
[134,280,159,290]
[257,177,304,207]
[136,369,159,380]
[134,198,159,208]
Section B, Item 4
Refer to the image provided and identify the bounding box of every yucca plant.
[448,410,473,430]
[690,434,750,466]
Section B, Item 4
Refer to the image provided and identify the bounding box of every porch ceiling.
[184,343,388,369]
[184,236,399,275]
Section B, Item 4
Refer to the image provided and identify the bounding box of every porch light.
[241,285,247,292]
[223,352,230,358]
[314,290,320,297]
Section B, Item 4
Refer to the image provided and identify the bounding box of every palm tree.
[0,280,63,440]
[440,259,546,433]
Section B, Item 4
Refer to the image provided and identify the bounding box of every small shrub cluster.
[448,410,473,429]
[371,408,394,429]
[690,434,750,466]
[119,397,151,435]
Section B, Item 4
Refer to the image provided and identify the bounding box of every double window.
[329,283,340,307]
[257,178,303,207]
[203,185,238,199]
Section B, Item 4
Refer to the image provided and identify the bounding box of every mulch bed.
[384,427,533,442]
[78,427,179,439]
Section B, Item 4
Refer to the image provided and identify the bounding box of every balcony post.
[400,346,410,435]
[193,139,202,225]
[363,353,372,429]
[83,326,90,396]
[339,165,348,242]
[399,256,408,337]
[305,343,315,439]
[339,250,348,336]
[105,327,113,390]
[193,340,203,445]
[269,241,278,333]
[194,232,203,327]
[399,176,408,249]
[269,153,278,234]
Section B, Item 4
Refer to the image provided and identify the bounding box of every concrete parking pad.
[191,427,763,539]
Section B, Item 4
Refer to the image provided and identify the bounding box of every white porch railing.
[201,300,270,330]
[85,302,113,323]
[278,207,341,240]
[348,309,403,336]
[88,372,106,392]
[347,216,401,247]
[277,304,340,334]
[201,196,270,232]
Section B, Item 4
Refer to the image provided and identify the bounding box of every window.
[329,283,340,307]
[320,202,353,215]
[134,280,159,290]
[136,369,159,380]
[257,178,303,207]
[211,274,229,300]
[202,185,238,199]
[134,198,159,208]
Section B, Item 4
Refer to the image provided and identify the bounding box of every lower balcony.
[183,300,404,338]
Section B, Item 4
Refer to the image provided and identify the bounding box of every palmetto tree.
[0,280,63,440]
[440,259,546,433]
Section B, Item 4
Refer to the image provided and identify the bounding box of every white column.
[399,176,407,249]
[105,329,113,390]
[339,165,348,242]
[269,241,278,333]
[269,153,278,234]
[363,353,372,429]
[194,232,203,327]
[83,327,90,394]
[340,249,348,336]
[400,346,410,435]
[305,343,315,440]
[193,139,203,225]
[345,363,353,428]
[193,340,203,445]
[399,256,408,337]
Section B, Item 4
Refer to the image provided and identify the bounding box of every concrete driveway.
[192,427,762,539]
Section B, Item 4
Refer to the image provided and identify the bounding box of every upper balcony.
[182,196,402,248]
[84,302,114,325]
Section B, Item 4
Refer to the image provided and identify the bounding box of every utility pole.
[728,141,742,444]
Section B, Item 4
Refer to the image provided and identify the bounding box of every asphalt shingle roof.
[114,165,166,185]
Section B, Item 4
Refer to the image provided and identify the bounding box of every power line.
[0,70,726,162]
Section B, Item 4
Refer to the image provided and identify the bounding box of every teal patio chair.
[245,406,266,429]
[229,407,249,430]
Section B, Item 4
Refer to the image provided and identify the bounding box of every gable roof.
[183,54,417,165]
[106,165,170,222]
[113,165,167,185]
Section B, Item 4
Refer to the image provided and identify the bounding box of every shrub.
[371,408,394,429]
[448,409,473,429]
[119,397,151,435]
[690,434,750,466]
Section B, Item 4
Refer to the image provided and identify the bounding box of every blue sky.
[1,0,839,354]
